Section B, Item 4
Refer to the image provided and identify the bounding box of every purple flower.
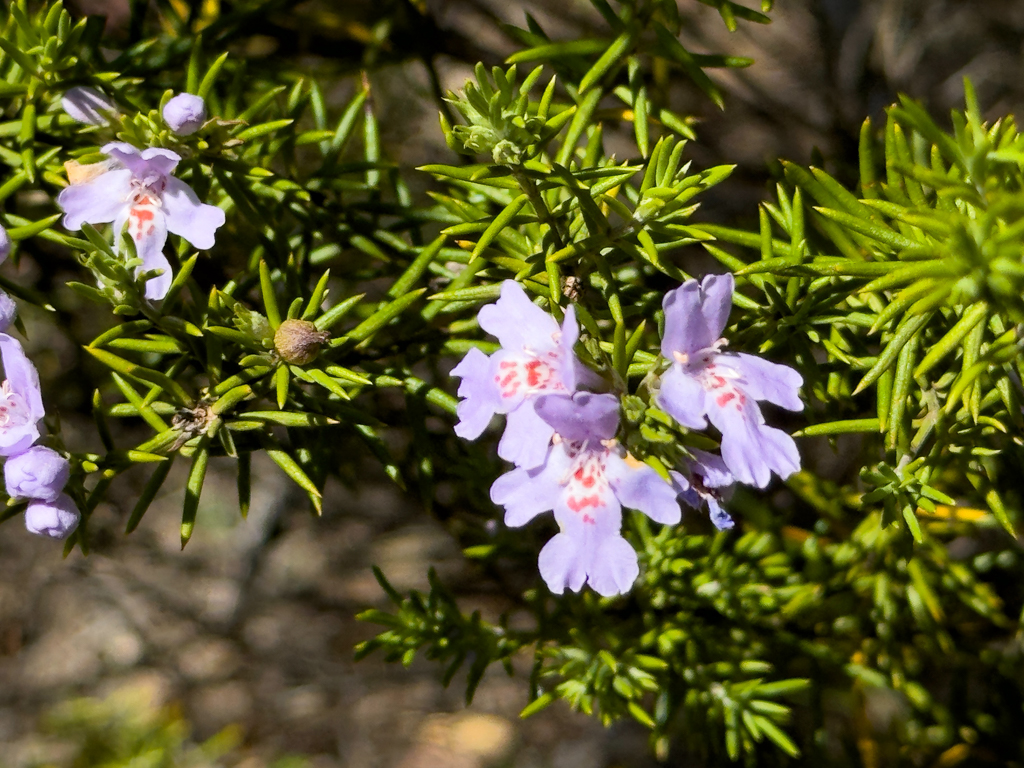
[0,332,44,457]
[57,142,226,301]
[0,291,15,333]
[491,392,681,597]
[5,446,70,502]
[672,449,735,530]
[452,280,594,469]
[0,222,9,263]
[24,493,80,539]
[163,93,207,135]
[657,274,803,488]
[61,86,119,125]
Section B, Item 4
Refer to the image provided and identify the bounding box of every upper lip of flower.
[673,338,730,367]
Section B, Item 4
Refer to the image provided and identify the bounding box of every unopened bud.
[163,93,207,135]
[0,291,16,333]
[0,222,9,263]
[6,446,70,502]
[274,319,329,365]
[25,493,80,540]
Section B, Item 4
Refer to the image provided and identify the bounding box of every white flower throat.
[0,380,30,430]
[674,340,748,412]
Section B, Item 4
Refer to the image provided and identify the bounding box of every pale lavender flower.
[452,280,594,469]
[163,93,207,135]
[658,273,803,488]
[57,142,226,300]
[0,292,15,332]
[5,446,71,502]
[672,449,735,530]
[0,222,9,263]
[61,86,119,125]
[491,392,681,597]
[24,493,80,539]
[0,333,44,457]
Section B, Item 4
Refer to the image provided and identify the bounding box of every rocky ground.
[0,450,657,768]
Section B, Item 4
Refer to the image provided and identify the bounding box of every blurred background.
[2,0,1024,765]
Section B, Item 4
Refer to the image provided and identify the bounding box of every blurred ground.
[5,0,1024,765]
[0,447,656,767]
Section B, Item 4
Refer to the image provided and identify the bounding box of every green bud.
[492,139,521,166]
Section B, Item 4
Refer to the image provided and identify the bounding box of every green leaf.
[755,716,800,758]
[388,237,445,298]
[315,293,365,332]
[506,39,608,64]
[913,302,987,378]
[264,442,322,513]
[519,692,556,718]
[579,29,635,93]
[345,288,426,343]
[653,23,722,109]
[473,194,528,259]
[85,347,192,406]
[181,439,210,549]
[259,260,280,329]
[125,457,174,534]
[235,119,294,142]
[794,419,880,437]
[853,312,930,395]
[985,488,1016,537]
[197,51,230,99]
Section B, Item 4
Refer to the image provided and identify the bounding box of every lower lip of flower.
[562,445,610,522]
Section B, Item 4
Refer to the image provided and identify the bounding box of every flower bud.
[61,86,118,125]
[0,290,16,333]
[25,493,80,540]
[6,446,71,501]
[492,139,521,166]
[163,93,207,135]
[0,222,9,263]
[274,319,329,365]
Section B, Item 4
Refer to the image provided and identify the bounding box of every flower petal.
[699,272,734,341]
[708,399,800,487]
[0,333,43,456]
[478,280,559,352]
[586,534,640,597]
[690,449,734,488]
[722,353,803,411]
[102,142,180,179]
[538,533,588,594]
[557,304,582,390]
[606,453,681,525]
[61,86,118,125]
[451,347,502,440]
[708,498,735,530]
[162,176,226,249]
[122,205,172,301]
[57,168,132,230]
[657,366,708,430]
[498,399,554,469]
[491,445,571,527]
[0,333,43,419]
[534,392,619,443]
[661,280,712,357]
[669,470,701,509]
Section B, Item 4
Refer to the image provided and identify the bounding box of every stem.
[512,167,567,252]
